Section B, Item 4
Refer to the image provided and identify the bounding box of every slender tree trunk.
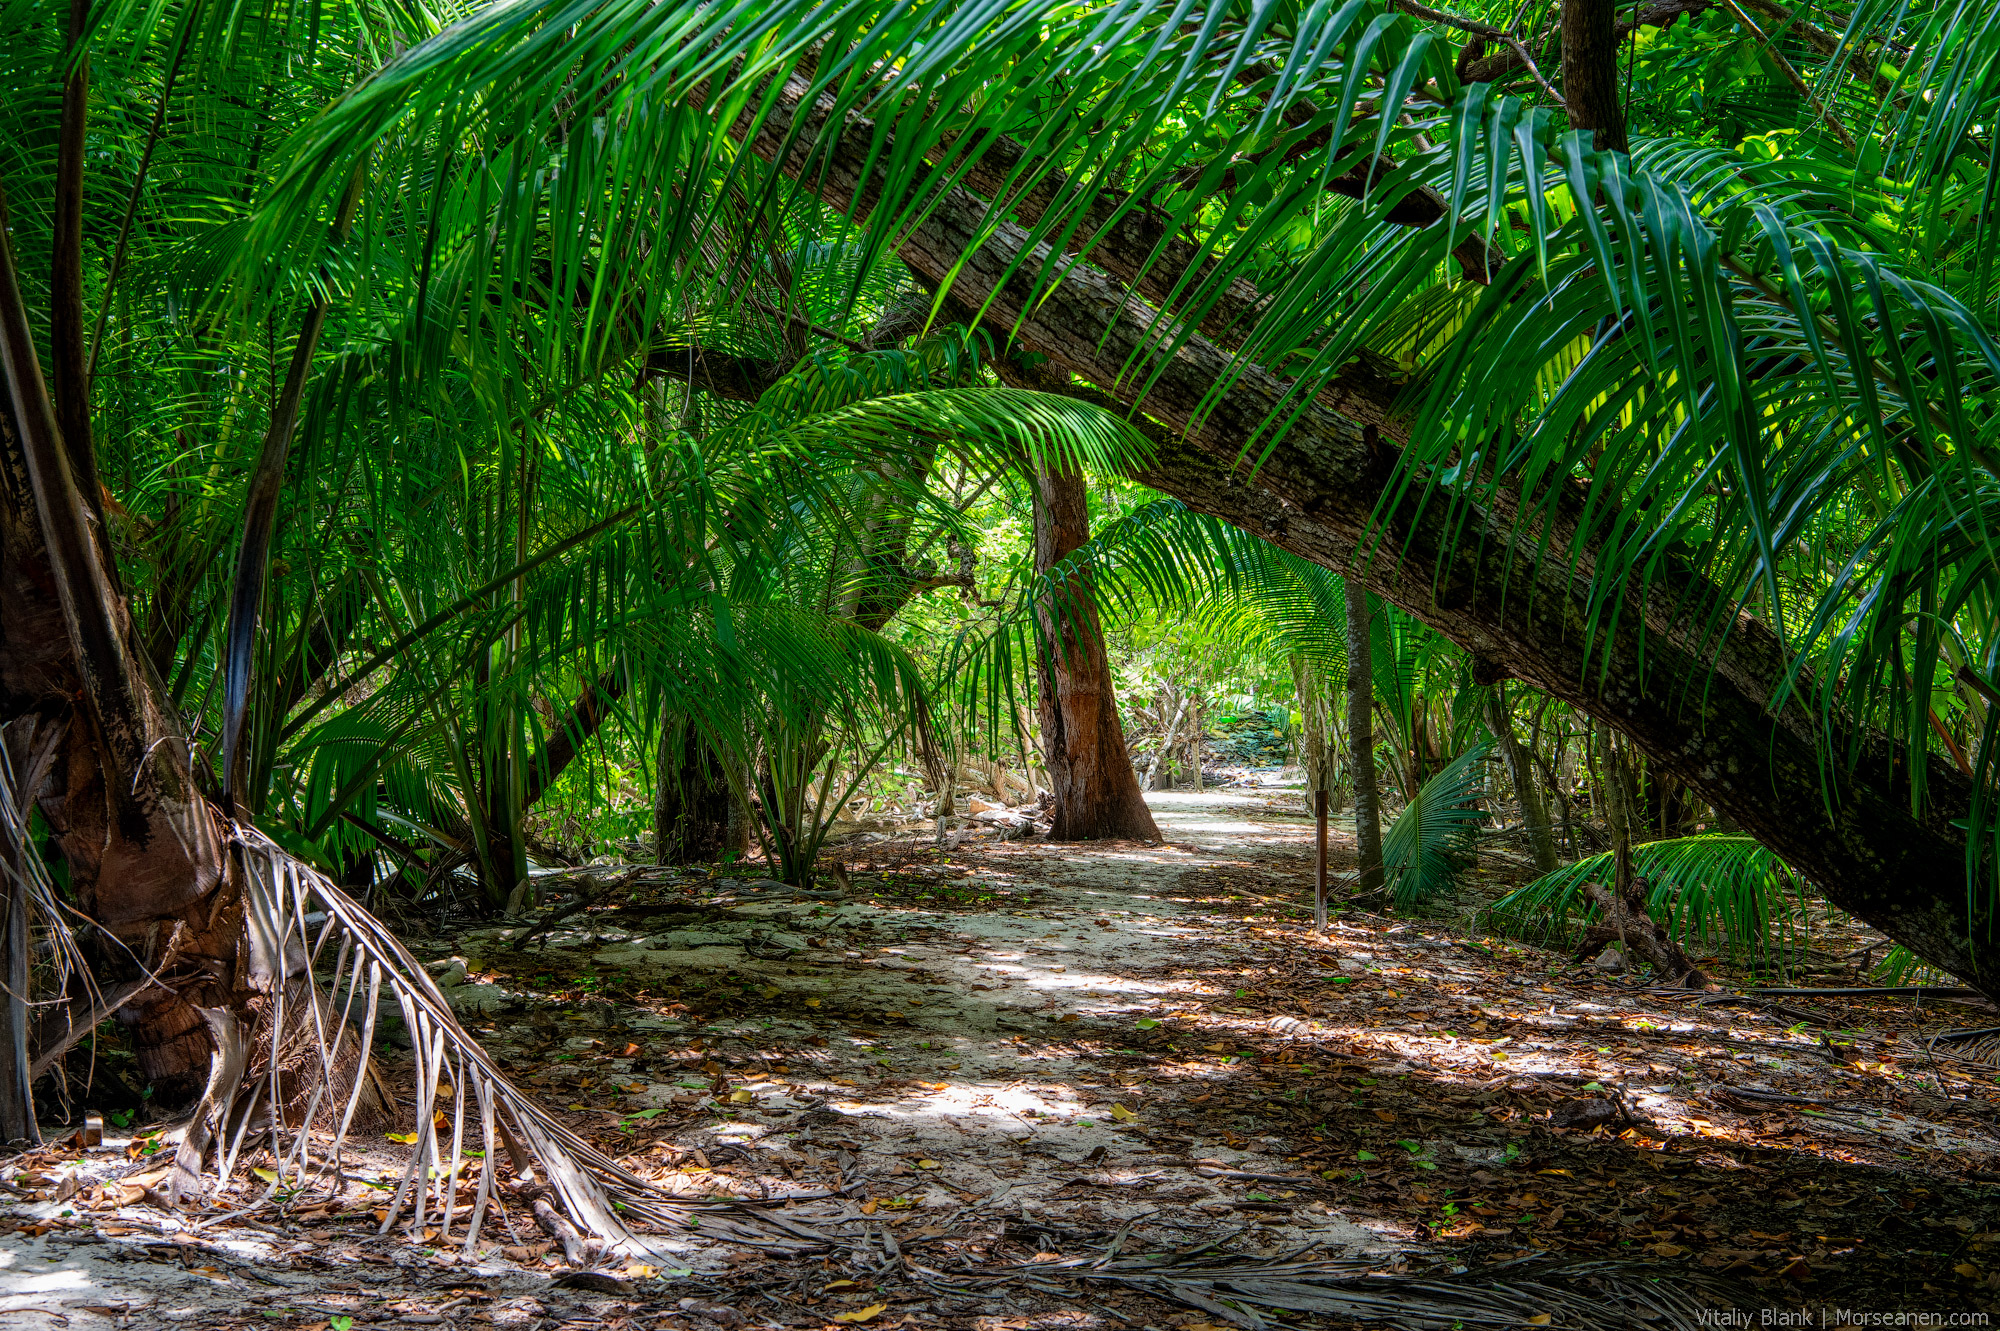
[1346,580,1384,895]
[1602,724,1639,915]
[1290,653,1339,803]
[0,844,33,1143]
[1488,686,1559,873]
[655,712,732,863]
[471,650,525,909]
[1033,457,1160,841]
[1147,689,1187,791]
[522,668,626,811]
[50,0,107,548]
[1562,0,1630,152]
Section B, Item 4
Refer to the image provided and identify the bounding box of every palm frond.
[189,827,823,1254]
[1489,835,1807,961]
[1039,1247,1753,1331]
[1380,740,1493,909]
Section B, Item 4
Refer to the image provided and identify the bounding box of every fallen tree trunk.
[742,75,1995,995]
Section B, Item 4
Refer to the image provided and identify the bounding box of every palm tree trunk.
[1488,686,1559,873]
[1290,653,1338,801]
[1,184,236,1106]
[655,712,732,863]
[1032,457,1160,841]
[1346,580,1384,895]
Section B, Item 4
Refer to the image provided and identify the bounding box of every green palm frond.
[1489,835,1807,961]
[1380,740,1492,909]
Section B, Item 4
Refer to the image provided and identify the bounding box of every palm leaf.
[1380,740,1492,909]
[1489,835,1807,962]
[195,826,822,1253]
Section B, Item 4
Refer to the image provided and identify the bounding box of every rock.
[679,1299,743,1326]
[743,929,807,958]
[1594,947,1628,973]
[444,981,511,1016]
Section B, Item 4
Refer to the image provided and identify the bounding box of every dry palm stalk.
[971,1248,1755,1331]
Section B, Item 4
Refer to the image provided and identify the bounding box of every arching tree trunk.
[1033,457,1160,842]
[1345,580,1384,895]
[744,60,1989,987]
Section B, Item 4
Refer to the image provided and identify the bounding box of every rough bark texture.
[1460,0,1713,86]
[737,79,1996,990]
[1291,653,1339,806]
[655,712,733,864]
[1345,580,1385,896]
[1579,875,1710,986]
[1561,0,1630,152]
[1032,457,1160,842]
[523,669,627,812]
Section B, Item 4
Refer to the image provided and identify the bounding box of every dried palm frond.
[1928,1025,2000,1068]
[1013,1248,1755,1331]
[0,726,111,1142]
[178,825,822,1256]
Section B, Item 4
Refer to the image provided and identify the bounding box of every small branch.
[1716,0,1856,152]
[1391,0,1568,109]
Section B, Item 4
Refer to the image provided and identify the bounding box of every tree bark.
[1345,580,1384,895]
[1561,0,1630,152]
[1032,455,1160,842]
[1488,686,1560,873]
[522,668,626,812]
[50,0,109,555]
[0,186,224,936]
[655,712,732,863]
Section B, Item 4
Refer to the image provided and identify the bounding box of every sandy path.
[8,785,1996,1326]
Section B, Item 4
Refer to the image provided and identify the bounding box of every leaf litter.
[3,787,1996,1328]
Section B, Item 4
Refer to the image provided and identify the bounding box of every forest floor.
[5,786,2000,1330]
